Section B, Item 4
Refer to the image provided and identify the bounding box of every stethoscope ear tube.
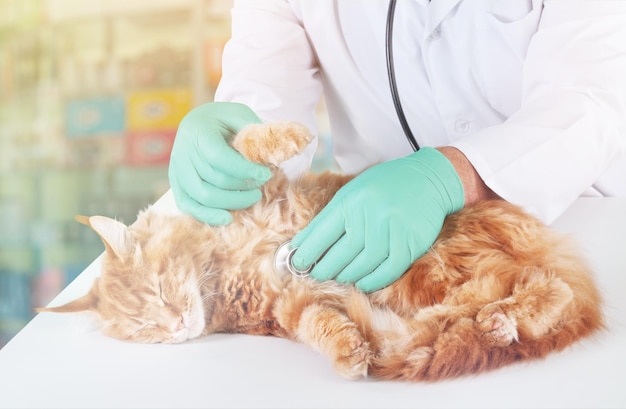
[386,0,420,152]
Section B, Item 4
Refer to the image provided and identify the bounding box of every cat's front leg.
[298,304,371,379]
[275,294,371,380]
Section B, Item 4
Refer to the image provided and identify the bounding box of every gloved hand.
[291,147,465,292]
[168,102,272,225]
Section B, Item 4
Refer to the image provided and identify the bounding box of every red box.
[125,129,176,166]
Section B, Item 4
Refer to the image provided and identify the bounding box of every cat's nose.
[174,316,186,332]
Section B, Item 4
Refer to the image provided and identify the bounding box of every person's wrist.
[436,146,500,206]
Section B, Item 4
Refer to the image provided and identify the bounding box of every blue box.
[65,96,125,138]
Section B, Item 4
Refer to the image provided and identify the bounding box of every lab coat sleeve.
[452,0,626,223]
[214,0,323,177]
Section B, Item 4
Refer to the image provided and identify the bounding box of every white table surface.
[0,196,624,409]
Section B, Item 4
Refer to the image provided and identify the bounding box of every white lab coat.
[215,0,626,224]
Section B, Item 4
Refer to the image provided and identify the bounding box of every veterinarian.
[168,1,626,292]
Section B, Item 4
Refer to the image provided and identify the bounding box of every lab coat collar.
[425,0,462,34]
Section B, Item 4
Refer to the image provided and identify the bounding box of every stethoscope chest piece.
[274,240,313,277]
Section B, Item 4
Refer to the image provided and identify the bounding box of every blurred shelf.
[0,0,233,349]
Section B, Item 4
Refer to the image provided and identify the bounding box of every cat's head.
[38,212,212,344]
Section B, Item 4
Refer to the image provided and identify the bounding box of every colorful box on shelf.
[125,129,176,166]
[126,88,191,131]
[65,96,126,138]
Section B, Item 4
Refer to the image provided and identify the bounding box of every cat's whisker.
[197,271,216,287]
[201,291,220,302]
[197,277,212,289]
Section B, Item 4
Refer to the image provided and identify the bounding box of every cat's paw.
[232,122,313,166]
[331,328,371,380]
[476,306,519,347]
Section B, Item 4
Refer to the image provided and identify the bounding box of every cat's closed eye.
[131,318,156,330]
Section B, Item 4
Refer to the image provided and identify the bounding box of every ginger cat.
[39,122,603,381]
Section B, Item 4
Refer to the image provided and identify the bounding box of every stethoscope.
[274,0,419,277]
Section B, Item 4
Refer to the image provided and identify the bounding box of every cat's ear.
[76,215,131,260]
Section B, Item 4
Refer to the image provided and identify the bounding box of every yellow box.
[126,88,192,131]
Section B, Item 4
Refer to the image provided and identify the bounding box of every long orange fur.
[38,122,604,381]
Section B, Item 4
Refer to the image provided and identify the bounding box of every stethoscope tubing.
[386,0,420,152]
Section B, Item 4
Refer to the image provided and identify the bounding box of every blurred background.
[0,0,333,349]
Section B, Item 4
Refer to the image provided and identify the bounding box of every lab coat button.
[454,119,471,134]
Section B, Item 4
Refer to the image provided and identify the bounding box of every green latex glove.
[168,102,272,225]
[291,147,464,292]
